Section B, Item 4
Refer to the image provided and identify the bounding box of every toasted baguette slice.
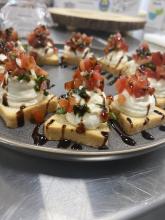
[111,103,165,135]
[44,114,109,148]
[155,97,165,109]
[37,54,59,66]
[98,59,121,75]
[62,54,80,66]
[0,95,57,128]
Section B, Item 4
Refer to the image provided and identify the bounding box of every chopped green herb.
[73,87,89,100]
[22,44,28,52]
[34,84,40,91]
[17,73,31,82]
[10,53,17,60]
[43,90,49,96]
[109,111,117,120]
[73,104,89,117]
[96,104,105,108]
[142,62,156,71]
[34,76,48,92]
[136,48,151,58]
[56,107,66,114]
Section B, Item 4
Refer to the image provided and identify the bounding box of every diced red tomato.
[0,74,4,81]
[104,32,128,54]
[117,94,126,105]
[32,111,45,124]
[100,110,108,122]
[58,98,69,110]
[65,80,74,90]
[115,77,127,94]
[152,52,163,66]
[115,73,154,98]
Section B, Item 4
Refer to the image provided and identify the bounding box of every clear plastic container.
[0,0,51,38]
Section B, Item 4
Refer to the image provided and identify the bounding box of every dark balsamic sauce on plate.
[108,119,136,146]
[60,56,68,68]
[101,131,109,146]
[159,125,165,131]
[141,130,154,140]
[108,76,118,86]
[71,143,83,150]
[57,139,71,149]
[32,124,47,145]
[106,74,113,80]
[17,105,25,127]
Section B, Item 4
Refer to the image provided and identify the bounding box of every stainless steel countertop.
[0,28,165,220]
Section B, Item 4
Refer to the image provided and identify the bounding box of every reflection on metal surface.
[0,29,165,220]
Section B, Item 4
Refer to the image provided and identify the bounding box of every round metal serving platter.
[0,44,165,161]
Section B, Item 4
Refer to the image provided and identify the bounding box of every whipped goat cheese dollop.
[66,87,108,129]
[113,89,155,118]
[148,78,165,98]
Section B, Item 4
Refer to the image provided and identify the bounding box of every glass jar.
[0,0,51,38]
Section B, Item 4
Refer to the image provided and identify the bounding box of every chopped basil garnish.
[34,76,47,92]
[17,73,30,82]
[22,44,28,52]
[73,104,89,117]
[109,111,117,120]
[136,48,151,57]
[10,53,17,60]
[96,104,105,108]
[142,62,156,71]
[73,87,89,100]
[56,107,66,114]
[43,90,49,96]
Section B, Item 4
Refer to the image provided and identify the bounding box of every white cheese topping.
[29,42,55,58]
[113,89,155,118]
[63,45,93,59]
[148,78,165,98]
[0,54,7,62]
[66,88,107,129]
[0,65,5,74]
[99,51,138,75]
[1,70,45,108]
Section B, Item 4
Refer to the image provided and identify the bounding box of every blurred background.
[0,0,164,31]
[0,0,164,47]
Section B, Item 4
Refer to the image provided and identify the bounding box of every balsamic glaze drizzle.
[101,131,109,147]
[141,130,154,140]
[154,110,165,120]
[57,139,71,149]
[2,93,8,106]
[101,71,107,75]
[32,124,47,145]
[108,119,136,146]
[17,105,25,127]
[127,117,133,128]
[108,77,118,86]
[159,125,165,131]
[106,74,113,80]
[143,117,149,126]
[71,65,77,70]
[60,56,68,68]
[71,143,83,150]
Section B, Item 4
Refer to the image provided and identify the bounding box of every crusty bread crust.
[37,54,59,65]
[111,102,165,135]
[44,114,109,148]
[62,54,80,65]
[98,59,122,75]
[155,97,165,109]
[0,95,57,128]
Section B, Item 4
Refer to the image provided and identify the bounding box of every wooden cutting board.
[49,8,146,32]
